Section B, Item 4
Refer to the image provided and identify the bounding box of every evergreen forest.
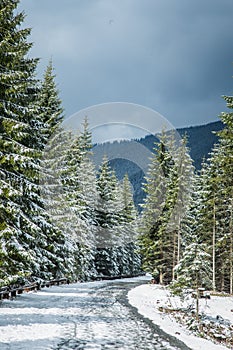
[0,0,233,297]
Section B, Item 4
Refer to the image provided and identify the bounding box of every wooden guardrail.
[0,277,69,301]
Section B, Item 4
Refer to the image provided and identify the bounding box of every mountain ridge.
[93,120,223,209]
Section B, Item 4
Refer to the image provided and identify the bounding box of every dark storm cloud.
[19,0,233,130]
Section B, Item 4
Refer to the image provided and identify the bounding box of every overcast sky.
[19,0,233,133]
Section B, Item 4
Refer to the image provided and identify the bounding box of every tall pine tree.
[38,59,64,140]
[0,0,45,282]
[139,132,194,284]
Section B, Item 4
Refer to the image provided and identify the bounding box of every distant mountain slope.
[137,120,223,170]
[93,120,223,209]
[177,120,223,169]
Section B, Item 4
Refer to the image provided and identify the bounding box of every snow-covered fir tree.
[197,93,233,293]
[94,156,141,277]
[138,135,168,283]
[0,0,62,283]
[216,93,233,293]
[117,174,141,276]
[49,121,101,281]
[139,132,194,284]
[37,62,76,280]
[166,135,195,280]
[170,240,212,319]
[197,152,224,292]
[79,116,93,154]
[95,156,121,276]
[38,59,64,139]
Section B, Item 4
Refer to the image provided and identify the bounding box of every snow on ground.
[0,323,69,343]
[0,276,149,348]
[128,283,233,350]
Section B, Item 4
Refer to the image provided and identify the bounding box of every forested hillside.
[94,121,223,209]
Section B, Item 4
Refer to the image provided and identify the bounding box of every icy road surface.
[0,277,191,350]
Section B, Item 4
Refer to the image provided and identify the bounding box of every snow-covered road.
[0,277,190,350]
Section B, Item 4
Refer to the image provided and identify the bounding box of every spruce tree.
[119,174,141,276]
[138,135,168,283]
[0,1,70,282]
[0,0,45,282]
[139,133,194,284]
[54,123,99,280]
[38,59,64,140]
[79,116,93,154]
[96,156,119,233]
[166,135,195,280]
[37,62,75,279]
[194,92,233,293]
[95,156,121,276]
[216,93,233,293]
[170,241,212,319]
[197,152,223,291]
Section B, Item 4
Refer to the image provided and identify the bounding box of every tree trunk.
[212,200,216,292]
[196,280,199,321]
[172,218,181,281]
[177,217,181,264]
[221,267,225,292]
[230,198,233,294]
[159,269,163,284]
[172,230,176,280]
